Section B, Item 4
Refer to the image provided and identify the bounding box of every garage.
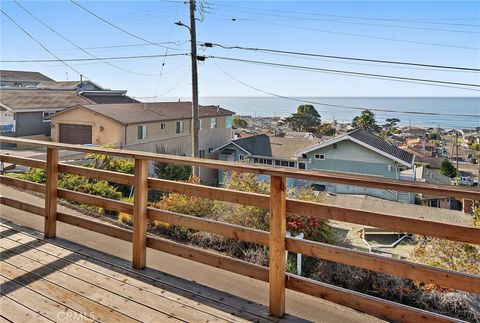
[59,124,92,144]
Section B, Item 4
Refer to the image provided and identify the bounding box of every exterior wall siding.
[16,111,52,137]
[50,108,123,145]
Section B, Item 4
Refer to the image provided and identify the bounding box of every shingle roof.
[36,81,82,89]
[81,93,139,104]
[0,88,92,111]
[50,102,234,124]
[0,70,54,83]
[231,134,272,156]
[224,134,318,158]
[323,194,473,227]
[269,137,319,159]
[348,129,415,165]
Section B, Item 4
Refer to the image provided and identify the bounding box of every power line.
[13,1,159,77]
[0,8,85,78]
[203,43,480,72]
[207,56,480,90]
[208,6,480,34]
[211,2,480,27]
[206,14,478,51]
[70,0,183,52]
[212,61,480,119]
[0,53,189,63]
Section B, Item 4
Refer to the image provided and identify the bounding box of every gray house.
[0,88,92,144]
[37,80,138,104]
[213,130,415,203]
[0,70,54,88]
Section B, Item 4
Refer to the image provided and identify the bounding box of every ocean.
[163,97,480,130]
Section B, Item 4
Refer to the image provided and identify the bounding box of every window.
[210,117,217,129]
[274,160,281,166]
[266,159,273,165]
[253,158,259,163]
[289,162,295,168]
[239,154,245,161]
[333,143,337,150]
[160,123,166,130]
[42,111,56,122]
[299,162,306,170]
[199,119,202,130]
[199,149,205,158]
[137,125,146,140]
[314,154,325,160]
[176,121,184,134]
[281,161,289,167]
[226,116,233,128]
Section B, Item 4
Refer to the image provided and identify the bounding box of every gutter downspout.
[124,124,128,148]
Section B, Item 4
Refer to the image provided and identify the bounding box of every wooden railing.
[1,136,479,322]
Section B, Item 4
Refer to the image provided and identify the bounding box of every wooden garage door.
[59,124,92,144]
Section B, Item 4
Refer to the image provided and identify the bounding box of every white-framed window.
[176,121,184,134]
[160,123,166,130]
[314,154,325,160]
[199,149,205,158]
[138,125,146,140]
[210,117,217,129]
[239,154,245,161]
[226,116,233,128]
[42,111,57,122]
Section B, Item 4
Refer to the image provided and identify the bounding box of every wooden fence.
[1,136,479,322]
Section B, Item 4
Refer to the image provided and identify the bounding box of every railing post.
[269,175,287,317]
[44,147,58,238]
[132,158,148,269]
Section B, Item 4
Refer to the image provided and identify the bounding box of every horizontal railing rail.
[1,136,479,322]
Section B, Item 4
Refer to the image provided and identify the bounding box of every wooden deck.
[0,222,283,323]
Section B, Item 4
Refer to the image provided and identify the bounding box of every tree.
[232,117,248,129]
[352,110,380,132]
[318,123,336,136]
[440,159,456,178]
[153,145,192,181]
[282,104,321,132]
[385,118,400,128]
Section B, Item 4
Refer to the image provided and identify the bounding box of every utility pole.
[189,0,199,177]
[455,132,459,172]
[176,1,199,176]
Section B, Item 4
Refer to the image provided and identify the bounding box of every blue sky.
[1,1,479,99]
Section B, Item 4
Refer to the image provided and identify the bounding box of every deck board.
[0,223,275,323]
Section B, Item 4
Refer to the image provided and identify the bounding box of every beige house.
[48,102,235,184]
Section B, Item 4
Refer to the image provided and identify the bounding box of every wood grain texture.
[268,175,287,317]
[44,148,58,239]
[132,158,148,269]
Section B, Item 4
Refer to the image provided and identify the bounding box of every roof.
[0,70,54,83]
[36,80,105,90]
[323,194,474,227]
[81,93,139,104]
[297,129,415,167]
[0,88,92,111]
[48,102,235,125]
[213,134,318,159]
[268,137,319,159]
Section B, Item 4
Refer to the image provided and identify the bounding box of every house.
[214,129,415,203]
[401,166,456,209]
[212,134,319,184]
[48,102,235,184]
[0,88,92,144]
[0,70,54,88]
[402,127,426,138]
[37,80,138,104]
[295,129,415,203]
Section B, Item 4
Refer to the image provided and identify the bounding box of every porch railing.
[1,136,479,322]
